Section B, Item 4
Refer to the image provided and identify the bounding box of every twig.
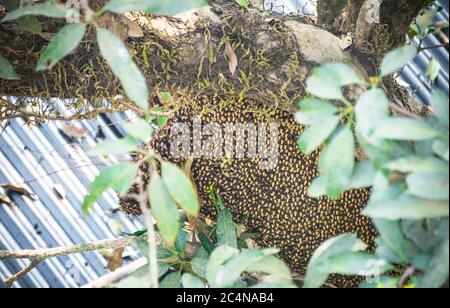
[0,236,140,287]
[82,257,148,288]
[419,43,449,52]
[5,260,41,288]
[388,102,422,120]
[0,237,138,260]
[397,267,415,288]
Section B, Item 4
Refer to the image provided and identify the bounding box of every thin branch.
[397,266,415,288]
[0,236,138,260]
[5,260,41,288]
[82,257,148,288]
[419,43,449,53]
[388,102,422,120]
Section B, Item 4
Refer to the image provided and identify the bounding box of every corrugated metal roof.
[0,102,145,288]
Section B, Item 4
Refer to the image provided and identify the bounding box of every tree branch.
[4,260,41,288]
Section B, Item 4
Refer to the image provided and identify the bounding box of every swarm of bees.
[120,96,377,287]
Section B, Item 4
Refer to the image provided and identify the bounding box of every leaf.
[348,162,376,189]
[306,66,343,100]
[216,207,238,249]
[97,28,149,111]
[148,174,179,246]
[174,228,188,254]
[247,255,293,286]
[36,24,86,71]
[107,247,125,272]
[380,45,417,78]
[318,126,355,199]
[421,237,449,288]
[161,162,200,216]
[298,115,340,154]
[316,253,390,276]
[87,136,137,157]
[306,63,362,100]
[426,58,440,82]
[1,2,68,23]
[385,156,448,173]
[103,0,207,15]
[210,248,279,288]
[416,7,440,36]
[17,16,42,34]
[373,219,415,262]
[0,55,20,80]
[373,118,441,141]
[82,163,138,214]
[430,89,449,128]
[191,247,209,278]
[160,271,182,288]
[304,234,360,288]
[432,139,449,161]
[406,172,449,201]
[355,88,389,146]
[235,0,249,8]
[181,273,205,288]
[364,193,449,220]
[206,246,240,287]
[307,176,327,198]
[122,119,153,142]
[224,41,238,76]
[295,98,339,126]
[123,16,144,38]
[199,232,215,255]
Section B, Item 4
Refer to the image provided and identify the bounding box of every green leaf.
[304,234,360,288]
[216,207,238,249]
[148,174,179,246]
[306,67,343,100]
[210,248,279,288]
[421,237,449,288]
[430,89,449,128]
[373,118,441,141]
[432,139,449,161]
[198,232,215,255]
[37,24,86,71]
[181,273,205,288]
[307,175,327,198]
[0,55,20,80]
[373,219,415,262]
[416,7,440,36]
[295,98,339,125]
[160,271,182,288]
[206,246,240,287]
[191,247,209,279]
[17,16,42,34]
[355,88,389,146]
[97,28,149,111]
[380,45,417,78]
[316,253,390,276]
[113,262,169,288]
[364,193,449,220]
[235,0,249,8]
[385,156,448,173]
[161,162,200,216]
[87,136,137,157]
[426,58,440,82]
[82,163,138,214]
[348,163,376,189]
[306,64,363,99]
[318,126,355,199]
[174,228,188,254]
[103,0,207,15]
[247,255,293,286]
[1,2,68,23]
[122,119,153,142]
[298,115,340,154]
[406,172,449,201]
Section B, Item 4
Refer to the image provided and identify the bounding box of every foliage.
[297,45,449,288]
